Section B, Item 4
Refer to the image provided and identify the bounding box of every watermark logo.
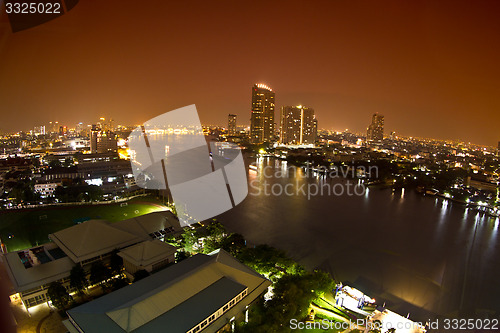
[249,161,376,199]
[3,0,80,32]
[128,105,248,226]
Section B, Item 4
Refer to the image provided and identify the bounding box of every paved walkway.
[11,303,67,333]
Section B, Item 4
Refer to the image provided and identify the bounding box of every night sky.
[0,0,499,145]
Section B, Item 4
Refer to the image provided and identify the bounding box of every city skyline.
[1,1,500,146]
[1,2,500,331]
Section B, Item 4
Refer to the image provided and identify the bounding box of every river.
[217,157,500,321]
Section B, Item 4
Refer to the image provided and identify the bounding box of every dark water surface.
[217,158,500,321]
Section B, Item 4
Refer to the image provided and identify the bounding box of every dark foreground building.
[64,249,271,333]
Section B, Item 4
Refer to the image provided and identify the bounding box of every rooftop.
[65,249,271,333]
[49,220,144,263]
[2,211,181,295]
[118,240,177,268]
[48,210,180,264]
[2,243,74,293]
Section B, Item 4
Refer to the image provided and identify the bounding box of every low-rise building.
[64,249,271,333]
[34,182,61,198]
[118,240,177,279]
[0,157,32,172]
[1,210,181,309]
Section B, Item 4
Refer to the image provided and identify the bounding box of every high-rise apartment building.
[280,105,317,145]
[228,114,237,135]
[33,126,46,136]
[250,84,275,143]
[90,124,99,153]
[96,131,118,153]
[90,125,118,153]
[366,113,384,143]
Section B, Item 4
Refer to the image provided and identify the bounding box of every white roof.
[118,240,176,267]
[2,248,74,292]
[67,249,271,333]
[49,220,144,263]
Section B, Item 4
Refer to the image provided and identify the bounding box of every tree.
[181,228,198,253]
[221,233,246,256]
[164,235,180,247]
[175,250,191,263]
[47,281,72,309]
[110,250,124,276]
[308,270,336,297]
[133,269,150,283]
[87,185,103,201]
[48,159,62,168]
[202,221,227,253]
[111,278,129,291]
[69,265,88,295]
[238,244,297,278]
[89,262,112,286]
[55,184,103,203]
[206,221,226,243]
[8,181,38,204]
[243,269,336,330]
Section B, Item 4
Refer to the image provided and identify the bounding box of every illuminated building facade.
[90,124,118,154]
[90,125,99,153]
[33,126,46,136]
[366,113,384,143]
[280,105,317,145]
[250,84,275,143]
[228,114,237,135]
[96,131,118,153]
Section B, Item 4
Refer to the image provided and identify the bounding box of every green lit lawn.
[0,196,167,252]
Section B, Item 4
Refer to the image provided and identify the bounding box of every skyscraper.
[250,84,275,143]
[280,105,317,145]
[366,113,384,143]
[33,126,46,136]
[96,131,118,153]
[90,124,100,153]
[228,114,237,135]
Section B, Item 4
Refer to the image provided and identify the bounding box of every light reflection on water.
[218,158,500,320]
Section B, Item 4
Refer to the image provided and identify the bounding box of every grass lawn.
[0,196,168,252]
